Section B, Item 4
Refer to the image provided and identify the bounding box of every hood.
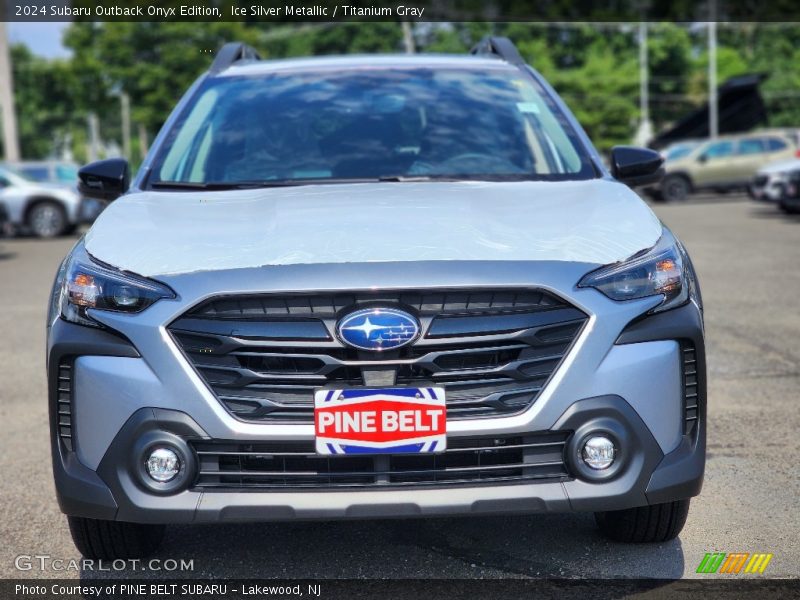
[757,158,800,175]
[84,180,662,278]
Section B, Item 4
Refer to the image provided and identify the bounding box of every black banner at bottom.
[4,579,800,600]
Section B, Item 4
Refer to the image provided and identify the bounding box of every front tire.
[67,516,165,559]
[26,201,68,238]
[661,175,691,202]
[595,499,690,543]
[780,201,800,214]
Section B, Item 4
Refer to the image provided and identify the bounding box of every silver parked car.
[0,164,83,237]
[8,160,106,224]
[48,39,705,559]
[10,160,80,187]
[748,157,800,203]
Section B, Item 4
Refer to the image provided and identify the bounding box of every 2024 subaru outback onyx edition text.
[48,38,705,559]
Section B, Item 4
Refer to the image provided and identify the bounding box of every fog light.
[146,447,180,482]
[581,436,616,470]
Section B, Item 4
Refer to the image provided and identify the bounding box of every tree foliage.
[6,22,800,161]
[9,45,86,159]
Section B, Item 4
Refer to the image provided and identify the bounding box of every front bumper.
[48,261,705,523]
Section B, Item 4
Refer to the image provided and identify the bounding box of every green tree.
[64,22,263,139]
[9,44,85,159]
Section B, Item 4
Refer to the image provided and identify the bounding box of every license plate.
[314,387,446,455]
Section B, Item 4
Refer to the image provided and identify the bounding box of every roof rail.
[209,42,262,74]
[469,36,525,66]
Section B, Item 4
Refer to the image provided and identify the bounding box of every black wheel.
[67,516,165,559]
[26,201,68,238]
[595,499,690,543]
[642,188,663,202]
[661,175,691,202]
[780,201,800,214]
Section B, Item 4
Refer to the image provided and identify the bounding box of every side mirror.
[78,158,129,202]
[610,146,664,187]
[697,154,708,164]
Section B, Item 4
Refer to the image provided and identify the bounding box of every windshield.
[150,66,596,187]
[0,165,36,184]
[19,166,51,182]
[664,143,699,161]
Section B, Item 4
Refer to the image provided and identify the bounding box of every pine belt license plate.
[314,387,446,455]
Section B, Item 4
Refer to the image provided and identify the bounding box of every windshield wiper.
[149,180,242,190]
[151,180,315,190]
[150,178,378,190]
[377,175,435,182]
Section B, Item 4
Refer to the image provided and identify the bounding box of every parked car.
[778,169,800,214]
[0,199,8,233]
[660,140,702,162]
[11,160,80,187]
[748,157,800,202]
[9,160,106,224]
[0,164,83,237]
[49,38,705,559]
[647,132,799,201]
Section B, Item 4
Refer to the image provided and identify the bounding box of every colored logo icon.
[696,552,773,574]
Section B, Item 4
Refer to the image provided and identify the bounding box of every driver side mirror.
[610,146,664,187]
[697,154,709,163]
[78,158,129,202]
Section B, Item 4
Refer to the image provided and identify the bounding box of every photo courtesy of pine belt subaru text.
[48,37,705,559]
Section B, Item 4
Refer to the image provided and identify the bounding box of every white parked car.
[748,158,800,202]
[0,164,83,237]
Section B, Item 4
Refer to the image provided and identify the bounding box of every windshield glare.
[152,66,595,186]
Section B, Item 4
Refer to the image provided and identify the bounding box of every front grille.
[188,289,566,319]
[169,289,588,423]
[56,360,74,451]
[191,432,571,489]
[682,343,699,436]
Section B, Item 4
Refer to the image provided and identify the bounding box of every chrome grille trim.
[168,288,588,423]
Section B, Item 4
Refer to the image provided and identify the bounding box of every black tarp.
[650,73,769,150]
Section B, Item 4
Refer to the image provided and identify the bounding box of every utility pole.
[401,21,416,54]
[708,5,719,139]
[634,21,653,146]
[121,91,131,161]
[87,113,100,162]
[138,123,149,160]
[0,21,21,161]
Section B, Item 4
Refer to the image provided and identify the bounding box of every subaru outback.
[48,38,705,559]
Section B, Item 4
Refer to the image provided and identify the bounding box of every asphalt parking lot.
[0,194,798,580]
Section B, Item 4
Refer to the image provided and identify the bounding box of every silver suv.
[48,39,705,559]
[0,164,83,237]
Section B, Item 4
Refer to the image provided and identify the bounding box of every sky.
[7,22,71,58]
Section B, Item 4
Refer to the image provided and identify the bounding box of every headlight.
[579,228,693,314]
[58,242,175,328]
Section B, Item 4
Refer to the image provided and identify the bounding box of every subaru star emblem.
[337,308,420,351]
